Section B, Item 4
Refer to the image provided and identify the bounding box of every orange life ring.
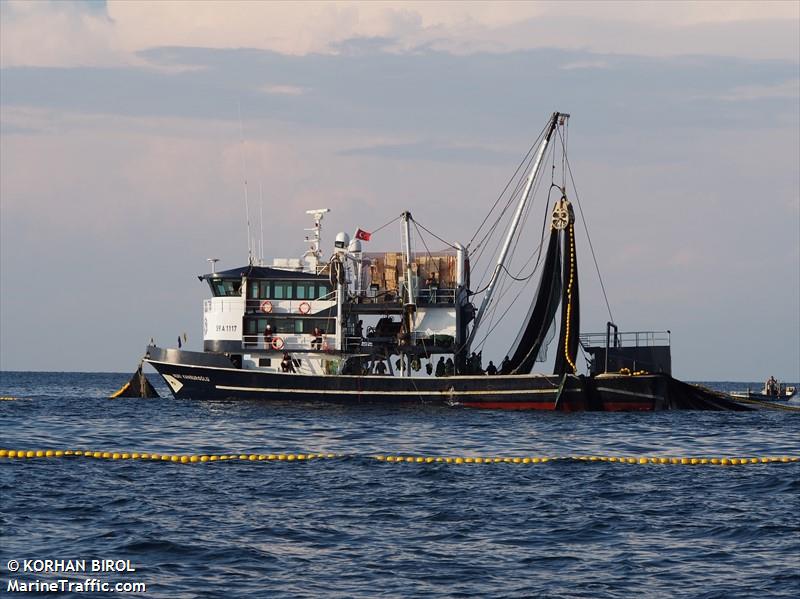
[271,337,284,350]
[298,301,311,314]
[260,300,273,313]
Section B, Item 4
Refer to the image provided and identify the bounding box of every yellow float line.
[0,449,798,466]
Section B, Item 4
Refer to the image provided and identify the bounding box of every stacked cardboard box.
[363,252,457,294]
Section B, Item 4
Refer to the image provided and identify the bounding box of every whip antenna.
[259,180,265,266]
[237,100,253,265]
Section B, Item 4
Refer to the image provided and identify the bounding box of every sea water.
[1,372,798,598]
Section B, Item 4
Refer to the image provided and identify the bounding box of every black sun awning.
[198,265,329,281]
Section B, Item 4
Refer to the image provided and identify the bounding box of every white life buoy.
[298,301,311,314]
[271,337,284,350]
[260,300,273,313]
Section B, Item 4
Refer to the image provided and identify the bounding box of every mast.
[465,111,565,351]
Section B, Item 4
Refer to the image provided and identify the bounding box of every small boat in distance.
[730,377,798,403]
[133,112,747,411]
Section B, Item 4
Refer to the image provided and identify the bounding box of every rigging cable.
[471,174,554,351]
[411,218,459,250]
[470,147,540,293]
[558,127,614,323]
[470,188,554,352]
[471,127,566,354]
[468,122,551,274]
[369,214,404,237]
[480,148,549,334]
[467,121,549,250]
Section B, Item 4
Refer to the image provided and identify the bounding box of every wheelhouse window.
[210,279,241,297]
[249,281,271,299]
[272,282,294,300]
[296,282,315,300]
[245,279,331,300]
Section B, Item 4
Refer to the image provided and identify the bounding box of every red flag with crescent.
[355,228,371,241]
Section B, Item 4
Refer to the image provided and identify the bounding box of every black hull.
[143,346,748,411]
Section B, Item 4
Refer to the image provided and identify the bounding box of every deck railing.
[242,334,335,352]
[579,330,671,348]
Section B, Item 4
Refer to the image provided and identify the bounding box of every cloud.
[4,46,797,143]
[1,1,798,68]
[0,0,128,68]
[260,84,308,97]
[559,60,611,71]
[339,141,513,164]
[717,79,800,102]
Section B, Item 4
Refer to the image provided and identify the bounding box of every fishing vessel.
[131,112,745,411]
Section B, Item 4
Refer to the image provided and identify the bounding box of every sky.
[1,0,798,380]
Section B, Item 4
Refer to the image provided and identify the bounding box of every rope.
[562,223,577,373]
[725,397,800,412]
[467,121,549,250]
[558,127,614,323]
[2,449,797,466]
[411,221,437,268]
[411,218,459,250]
[369,214,403,237]
[468,165,556,352]
[469,136,544,277]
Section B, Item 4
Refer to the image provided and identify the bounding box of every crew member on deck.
[312,327,324,350]
[766,375,778,396]
[500,355,511,374]
[428,273,438,303]
[435,356,445,377]
[445,357,455,377]
[486,361,497,375]
[281,353,296,373]
[264,323,273,347]
[375,360,387,375]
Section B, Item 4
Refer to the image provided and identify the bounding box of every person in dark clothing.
[312,326,323,350]
[428,273,438,303]
[355,320,364,339]
[280,353,296,373]
[264,324,274,347]
[435,356,446,377]
[444,357,455,377]
[500,355,511,373]
[486,361,497,375]
[375,360,387,375]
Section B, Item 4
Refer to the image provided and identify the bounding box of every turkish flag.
[355,228,371,241]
